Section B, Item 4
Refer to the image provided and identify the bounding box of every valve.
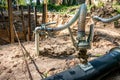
[36,22,56,39]
[68,24,94,64]
[77,24,94,49]
[77,24,94,64]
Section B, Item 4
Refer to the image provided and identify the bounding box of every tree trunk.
[78,0,86,4]
[73,0,78,5]
[68,0,74,6]
[49,0,55,4]
[62,0,68,5]
[8,0,14,43]
[34,6,37,27]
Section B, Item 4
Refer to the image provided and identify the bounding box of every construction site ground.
[0,18,120,80]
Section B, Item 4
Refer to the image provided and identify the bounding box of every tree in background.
[0,0,7,10]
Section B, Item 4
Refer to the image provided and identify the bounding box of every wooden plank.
[28,5,31,41]
[21,6,26,40]
[42,0,47,23]
[35,6,37,27]
[8,0,14,43]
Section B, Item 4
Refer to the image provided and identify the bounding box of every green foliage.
[0,0,7,9]
[87,4,94,12]
[112,2,120,13]
[113,5,120,13]
[98,1,104,7]
[48,4,68,12]
[48,4,79,14]
[18,0,27,6]
[116,9,120,13]
[37,0,40,5]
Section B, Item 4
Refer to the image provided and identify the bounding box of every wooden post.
[8,0,14,43]
[42,0,47,23]
[21,6,26,40]
[16,0,19,11]
[28,5,31,41]
[34,6,37,27]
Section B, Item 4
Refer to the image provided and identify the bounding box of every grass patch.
[112,4,120,13]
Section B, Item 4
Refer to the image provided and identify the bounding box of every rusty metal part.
[77,49,88,64]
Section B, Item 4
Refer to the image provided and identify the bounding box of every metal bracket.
[79,62,94,71]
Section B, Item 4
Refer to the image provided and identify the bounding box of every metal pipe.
[35,4,86,32]
[93,14,120,23]
[35,29,40,56]
[52,4,86,31]
[87,24,94,48]
[43,47,120,80]
[34,4,87,55]
[77,3,87,39]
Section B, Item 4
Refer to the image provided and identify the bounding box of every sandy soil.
[0,20,120,80]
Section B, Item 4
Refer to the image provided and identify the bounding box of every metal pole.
[8,0,14,43]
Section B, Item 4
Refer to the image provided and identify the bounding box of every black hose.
[43,47,120,80]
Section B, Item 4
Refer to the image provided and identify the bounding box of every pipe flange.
[78,42,91,49]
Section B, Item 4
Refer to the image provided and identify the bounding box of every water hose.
[93,14,120,23]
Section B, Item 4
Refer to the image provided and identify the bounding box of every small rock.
[2,66,7,70]
[14,54,21,58]
[7,69,12,73]
[0,54,3,56]
[47,68,56,72]
[13,63,17,67]
[69,60,76,67]
[47,71,55,76]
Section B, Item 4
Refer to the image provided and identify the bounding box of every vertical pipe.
[77,4,87,40]
[8,0,14,43]
[42,0,47,24]
[28,5,31,41]
[35,29,39,56]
